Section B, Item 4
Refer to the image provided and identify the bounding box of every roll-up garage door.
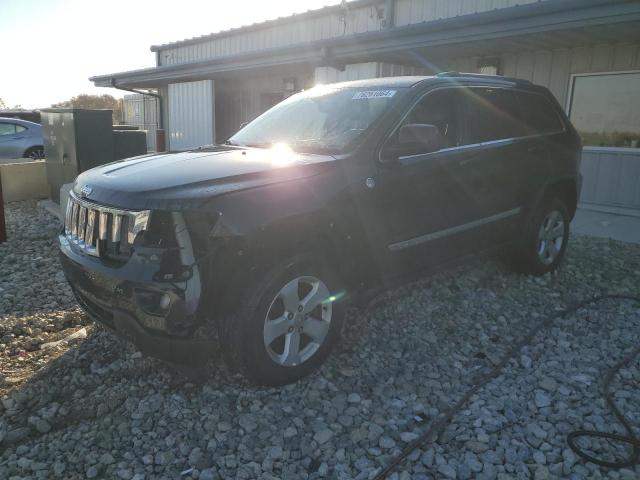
[168,80,215,150]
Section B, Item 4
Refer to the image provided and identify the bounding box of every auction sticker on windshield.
[352,90,397,99]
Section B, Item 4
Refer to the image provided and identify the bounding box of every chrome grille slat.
[78,207,87,243]
[98,212,108,241]
[63,191,150,258]
[85,210,96,246]
[71,202,79,237]
[65,200,73,235]
[112,214,122,244]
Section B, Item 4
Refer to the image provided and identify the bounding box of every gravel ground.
[1,200,639,480]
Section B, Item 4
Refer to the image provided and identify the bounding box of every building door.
[168,80,215,150]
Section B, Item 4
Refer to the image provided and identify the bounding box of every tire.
[24,146,45,160]
[514,197,570,276]
[220,253,344,386]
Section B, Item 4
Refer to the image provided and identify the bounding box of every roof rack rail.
[435,71,532,84]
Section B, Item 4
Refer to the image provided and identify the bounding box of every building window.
[568,72,640,148]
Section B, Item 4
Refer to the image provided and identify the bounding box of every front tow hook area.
[111,310,214,368]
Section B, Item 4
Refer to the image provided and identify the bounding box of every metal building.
[91,0,640,214]
[122,94,160,151]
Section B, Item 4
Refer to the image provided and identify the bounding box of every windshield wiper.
[289,139,340,155]
[243,142,272,148]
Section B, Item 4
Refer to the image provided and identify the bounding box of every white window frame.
[566,70,640,152]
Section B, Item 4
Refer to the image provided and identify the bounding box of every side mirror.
[397,123,442,156]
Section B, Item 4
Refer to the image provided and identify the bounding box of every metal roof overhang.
[90,0,640,89]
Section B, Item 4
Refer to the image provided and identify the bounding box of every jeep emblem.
[79,185,92,197]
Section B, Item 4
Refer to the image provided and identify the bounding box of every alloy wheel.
[263,275,332,367]
[537,210,565,265]
[29,148,44,160]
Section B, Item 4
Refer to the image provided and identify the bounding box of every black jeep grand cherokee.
[60,73,582,385]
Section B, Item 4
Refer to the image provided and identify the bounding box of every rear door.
[512,90,568,206]
[456,87,529,244]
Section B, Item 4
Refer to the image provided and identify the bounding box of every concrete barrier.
[0,160,49,202]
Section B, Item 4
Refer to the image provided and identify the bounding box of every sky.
[0,0,341,109]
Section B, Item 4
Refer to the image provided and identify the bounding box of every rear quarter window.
[0,123,16,136]
[461,88,525,144]
[516,91,564,135]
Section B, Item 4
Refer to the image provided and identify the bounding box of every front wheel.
[220,254,344,386]
[514,198,570,276]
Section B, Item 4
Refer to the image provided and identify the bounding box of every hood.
[73,147,337,210]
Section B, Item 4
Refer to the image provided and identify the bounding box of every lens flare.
[270,142,296,166]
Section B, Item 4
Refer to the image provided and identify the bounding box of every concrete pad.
[572,208,640,244]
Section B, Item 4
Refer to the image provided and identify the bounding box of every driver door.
[370,87,486,272]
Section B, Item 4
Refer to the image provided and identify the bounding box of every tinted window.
[569,72,640,148]
[0,123,16,136]
[462,88,525,144]
[15,125,27,133]
[516,92,564,135]
[403,89,460,149]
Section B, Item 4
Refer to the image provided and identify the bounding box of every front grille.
[64,191,150,258]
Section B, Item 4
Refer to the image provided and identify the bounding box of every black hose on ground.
[567,341,640,468]
[372,294,640,479]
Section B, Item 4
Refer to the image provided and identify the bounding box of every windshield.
[227,85,403,154]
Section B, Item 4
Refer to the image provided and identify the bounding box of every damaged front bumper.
[58,216,213,365]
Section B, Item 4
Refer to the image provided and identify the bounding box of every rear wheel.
[220,254,344,385]
[24,146,44,160]
[513,198,570,276]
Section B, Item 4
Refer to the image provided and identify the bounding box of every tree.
[0,98,7,110]
[52,94,123,124]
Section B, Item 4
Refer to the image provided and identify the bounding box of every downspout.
[384,0,395,28]
[110,79,166,151]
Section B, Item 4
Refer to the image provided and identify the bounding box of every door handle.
[527,146,546,155]
[459,154,482,166]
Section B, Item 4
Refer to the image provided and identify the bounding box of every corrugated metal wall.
[580,147,640,209]
[315,63,379,83]
[393,0,549,26]
[158,0,550,66]
[447,42,640,112]
[315,62,427,83]
[168,80,215,150]
[122,94,159,151]
[214,68,315,141]
[159,2,386,66]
